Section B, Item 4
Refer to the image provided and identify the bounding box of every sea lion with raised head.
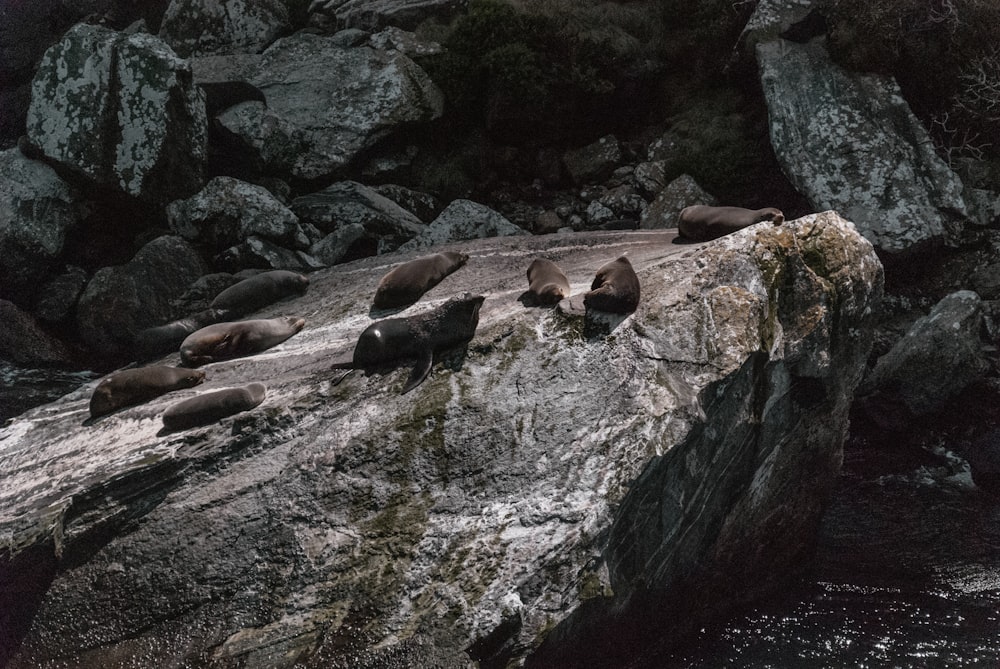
[584,256,640,315]
[89,366,206,419]
[336,293,485,393]
[372,251,469,309]
[180,316,305,367]
[210,270,310,319]
[677,205,784,242]
[161,383,266,431]
[134,308,228,361]
[526,258,571,306]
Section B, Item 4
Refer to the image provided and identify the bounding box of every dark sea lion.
[180,316,306,367]
[677,205,784,242]
[210,270,310,319]
[161,382,266,431]
[134,308,228,361]
[89,366,206,419]
[336,293,485,393]
[584,256,640,315]
[526,258,571,306]
[372,251,469,309]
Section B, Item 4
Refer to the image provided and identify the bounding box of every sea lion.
[180,316,306,367]
[134,308,228,361]
[161,382,266,431]
[677,205,784,242]
[336,293,485,394]
[89,366,206,419]
[526,258,571,306]
[584,256,640,315]
[372,251,469,309]
[210,270,310,319]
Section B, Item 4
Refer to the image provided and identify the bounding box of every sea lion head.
[441,251,469,268]
[758,208,785,225]
[283,316,307,333]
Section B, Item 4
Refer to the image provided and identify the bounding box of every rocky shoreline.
[3,0,1000,666]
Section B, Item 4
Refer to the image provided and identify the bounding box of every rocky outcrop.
[158,0,298,58]
[640,174,717,230]
[202,32,444,180]
[0,149,80,308]
[308,0,465,32]
[858,290,989,431]
[0,212,882,667]
[167,176,318,258]
[757,38,969,257]
[399,198,527,250]
[26,24,208,204]
[76,236,207,358]
[0,300,77,367]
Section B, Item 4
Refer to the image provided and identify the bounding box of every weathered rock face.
[0,300,77,368]
[0,212,881,668]
[75,235,207,358]
[158,0,297,58]
[0,149,80,308]
[308,0,465,32]
[399,198,527,251]
[26,23,208,204]
[757,39,968,257]
[859,290,988,430]
[203,33,444,180]
[640,174,717,230]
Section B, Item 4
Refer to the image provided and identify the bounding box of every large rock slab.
[399,198,527,251]
[308,0,465,32]
[757,39,968,257]
[0,149,80,308]
[202,33,444,180]
[75,236,206,358]
[26,23,208,204]
[0,212,882,667]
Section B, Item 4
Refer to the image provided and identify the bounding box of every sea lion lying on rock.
[210,270,310,319]
[161,383,266,431]
[180,316,305,367]
[335,293,485,394]
[677,205,784,242]
[584,256,640,315]
[89,366,206,419]
[134,308,229,361]
[525,258,571,306]
[372,251,469,309]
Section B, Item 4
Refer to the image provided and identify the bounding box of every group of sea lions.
[88,270,309,430]
[88,203,782,422]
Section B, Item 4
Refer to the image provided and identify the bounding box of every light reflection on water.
[658,443,1000,668]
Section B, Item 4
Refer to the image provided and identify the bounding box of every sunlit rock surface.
[0,212,882,667]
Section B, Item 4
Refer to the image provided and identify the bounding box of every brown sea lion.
[372,251,469,309]
[526,258,571,306]
[89,366,206,419]
[134,308,229,361]
[677,205,784,242]
[161,383,266,431]
[210,270,310,319]
[180,316,305,367]
[584,256,640,315]
[335,293,485,394]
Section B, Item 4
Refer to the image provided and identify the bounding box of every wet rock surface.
[0,213,882,667]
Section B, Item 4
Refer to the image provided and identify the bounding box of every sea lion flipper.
[401,350,434,394]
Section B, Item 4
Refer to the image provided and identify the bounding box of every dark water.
[662,442,1000,668]
[0,359,96,422]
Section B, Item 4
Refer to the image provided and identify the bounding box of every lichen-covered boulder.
[203,33,443,180]
[26,23,208,204]
[34,266,89,325]
[0,149,80,308]
[399,198,527,251]
[640,173,718,229]
[167,176,317,254]
[308,0,465,32]
[0,300,77,367]
[0,211,882,667]
[75,235,206,358]
[563,134,623,185]
[757,39,968,257]
[859,290,989,429]
[291,180,424,255]
[158,0,297,58]
[215,236,324,273]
